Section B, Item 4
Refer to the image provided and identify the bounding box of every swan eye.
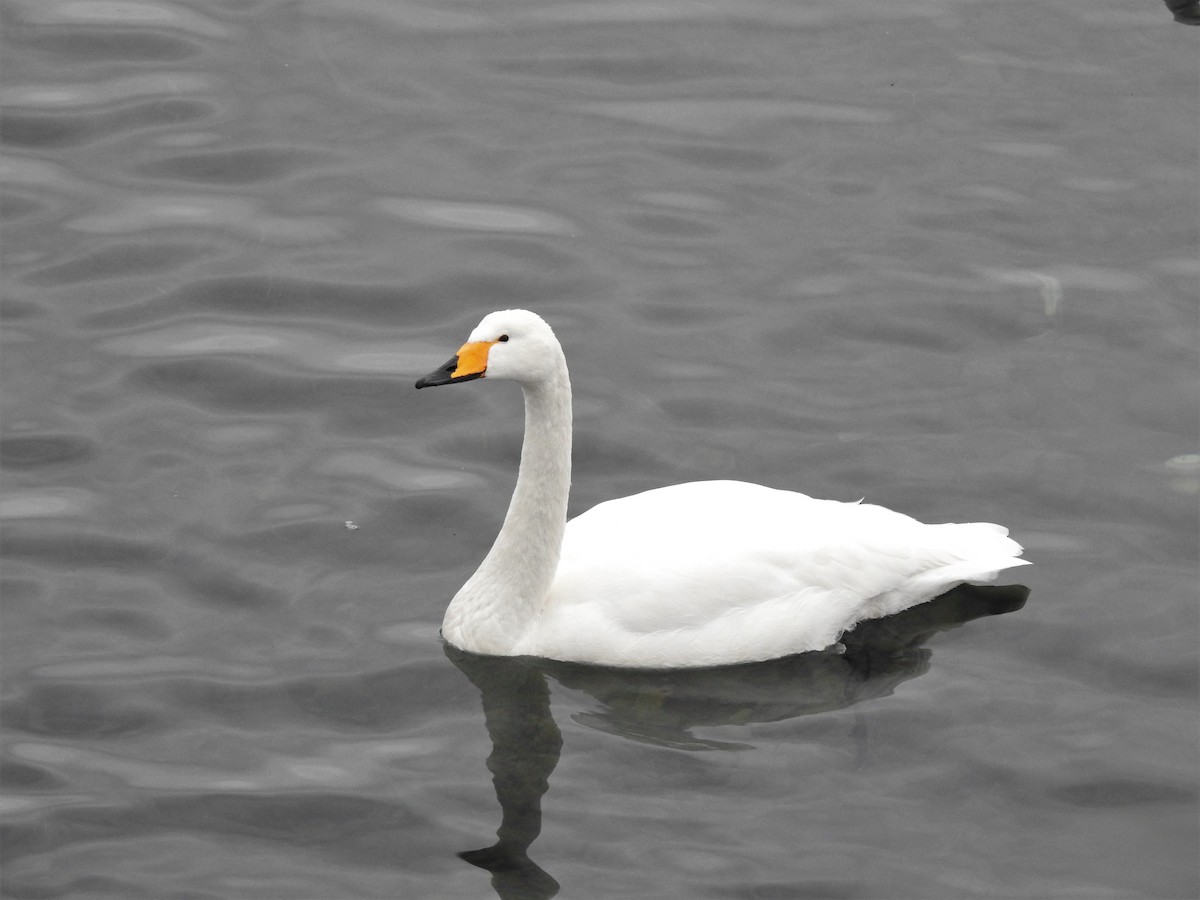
[498,334,509,342]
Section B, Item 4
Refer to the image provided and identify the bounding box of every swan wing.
[525,481,1027,667]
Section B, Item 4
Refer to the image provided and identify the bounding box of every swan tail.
[916,522,1030,588]
[918,555,1031,589]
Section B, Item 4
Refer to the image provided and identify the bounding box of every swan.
[415,309,1029,669]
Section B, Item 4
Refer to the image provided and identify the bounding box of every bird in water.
[416,309,1029,669]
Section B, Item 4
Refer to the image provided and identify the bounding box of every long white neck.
[442,359,572,655]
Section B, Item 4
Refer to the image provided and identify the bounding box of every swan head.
[415,309,563,389]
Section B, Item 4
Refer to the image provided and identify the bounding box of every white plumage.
[416,309,1029,669]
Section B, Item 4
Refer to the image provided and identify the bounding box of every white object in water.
[415,309,1029,669]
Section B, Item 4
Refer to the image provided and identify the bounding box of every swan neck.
[443,362,572,654]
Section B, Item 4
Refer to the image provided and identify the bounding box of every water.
[2,1,1197,897]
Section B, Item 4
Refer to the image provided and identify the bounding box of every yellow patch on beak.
[452,340,494,378]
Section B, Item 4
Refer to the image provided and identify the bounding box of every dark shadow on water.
[444,583,1028,900]
[1164,0,1200,25]
[449,650,564,900]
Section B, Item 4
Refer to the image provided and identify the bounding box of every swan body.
[416,309,1029,669]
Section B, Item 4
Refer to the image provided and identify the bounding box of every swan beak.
[415,340,493,389]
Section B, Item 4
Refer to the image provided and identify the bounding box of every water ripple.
[10,0,231,37]
[98,321,440,377]
[0,99,218,149]
[378,197,578,234]
[135,147,329,185]
[1,73,214,110]
[0,489,96,519]
[582,99,895,134]
[0,434,97,469]
[66,195,344,243]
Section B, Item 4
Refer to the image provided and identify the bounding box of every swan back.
[516,481,1028,667]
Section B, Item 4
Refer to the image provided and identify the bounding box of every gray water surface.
[2,2,1197,898]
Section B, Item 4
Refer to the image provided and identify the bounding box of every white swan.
[416,309,1029,669]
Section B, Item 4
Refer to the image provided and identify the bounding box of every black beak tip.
[415,355,462,390]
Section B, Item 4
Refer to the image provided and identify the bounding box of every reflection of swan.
[1164,0,1200,25]
[417,309,1029,668]
[446,584,1027,897]
[544,583,1029,750]
[449,651,562,900]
